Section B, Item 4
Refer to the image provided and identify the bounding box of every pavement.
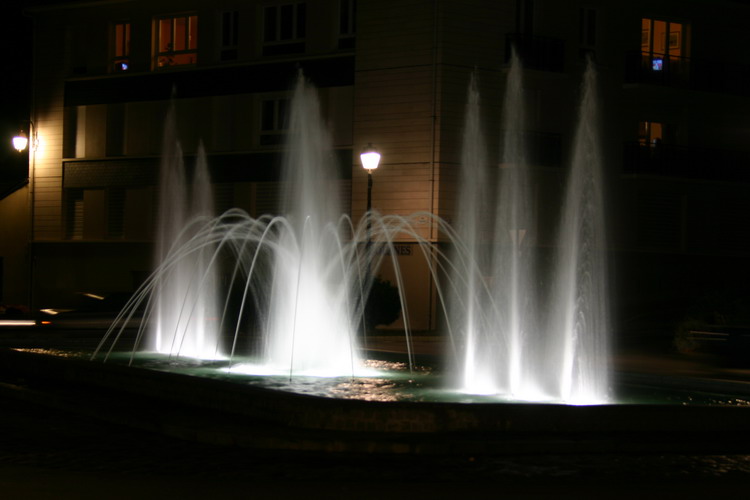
[3,328,750,497]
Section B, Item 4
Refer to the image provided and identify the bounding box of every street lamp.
[360,143,381,249]
[360,142,380,212]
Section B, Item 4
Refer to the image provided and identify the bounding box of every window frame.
[579,8,597,48]
[154,13,199,69]
[641,18,689,62]
[338,0,356,49]
[259,95,290,146]
[219,10,240,61]
[262,2,307,55]
[111,21,131,72]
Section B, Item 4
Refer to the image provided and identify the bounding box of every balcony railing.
[505,33,565,73]
[623,142,750,182]
[625,51,750,96]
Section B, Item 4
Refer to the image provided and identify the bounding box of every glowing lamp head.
[12,131,28,152]
[360,143,381,171]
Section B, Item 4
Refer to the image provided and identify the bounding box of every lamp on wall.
[12,122,37,152]
[12,130,29,152]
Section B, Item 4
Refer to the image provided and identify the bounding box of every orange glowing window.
[112,22,130,72]
[638,121,669,147]
[155,14,198,68]
[641,18,688,59]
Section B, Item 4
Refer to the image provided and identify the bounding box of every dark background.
[0,3,33,189]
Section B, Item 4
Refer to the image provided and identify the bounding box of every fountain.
[95,74,415,379]
[450,54,610,404]
[95,60,610,405]
[7,58,748,462]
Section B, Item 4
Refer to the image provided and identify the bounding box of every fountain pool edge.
[2,348,750,456]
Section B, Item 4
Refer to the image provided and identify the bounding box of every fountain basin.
[3,347,750,456]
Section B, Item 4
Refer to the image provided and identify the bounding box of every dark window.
[516,0,534,35]
[107,188,125,239]
[260,98,289,145]
[263,3,306,56]
[66,189,84,240]
[339,0,356,49]
[579,8,596,47]
[264,7,277,42]
[220,11,239,61]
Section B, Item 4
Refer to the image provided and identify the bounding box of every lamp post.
[360,143,381,249]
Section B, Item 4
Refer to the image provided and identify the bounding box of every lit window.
[155,14,198,68]
[638,121,667,147]
[641,18,688,68]
[112,22,130,72]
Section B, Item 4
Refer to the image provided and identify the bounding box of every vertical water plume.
[456,53,535,397]
[454,53,609,404]
[150,103,221,359]
[494,51,535,396]
[453,71,498,394]
[549,58,610,404]
[264,74,362,376]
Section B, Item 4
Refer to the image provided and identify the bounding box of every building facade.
[6,0,750,333]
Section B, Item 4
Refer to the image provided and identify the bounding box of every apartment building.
[3,0,749,333]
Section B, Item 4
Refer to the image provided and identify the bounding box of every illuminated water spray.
[99,64,609,404]
[453,55,610,404]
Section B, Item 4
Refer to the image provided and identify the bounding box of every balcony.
[623,142,750,182]
[505,34,565,73]
[625,51,750,96]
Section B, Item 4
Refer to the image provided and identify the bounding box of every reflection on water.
[12,348,88,358]
[122,353,750,405]
[11,349,750,406]
[331,378,410,402]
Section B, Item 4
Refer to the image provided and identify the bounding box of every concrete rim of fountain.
[3,348,750,456]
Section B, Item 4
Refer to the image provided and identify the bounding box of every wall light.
[12,130,29,152]
[12,122,37,152]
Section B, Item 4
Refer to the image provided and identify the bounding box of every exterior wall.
[0,186,30,307]
[23,0,750,331]
[28,0,357,308]
[353,0,437,235]
[32,14,67,241]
